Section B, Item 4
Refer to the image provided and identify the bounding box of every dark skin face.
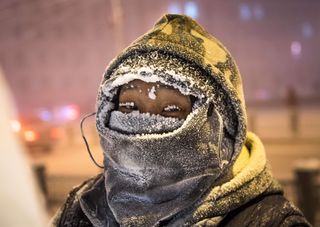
[117,79,192,119]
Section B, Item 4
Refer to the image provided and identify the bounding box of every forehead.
[120,79,176,92]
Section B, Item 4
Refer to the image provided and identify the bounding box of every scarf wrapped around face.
[98,101,228,226]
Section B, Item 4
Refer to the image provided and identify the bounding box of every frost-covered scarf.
[98,99,230,226]
[109,111,184,135]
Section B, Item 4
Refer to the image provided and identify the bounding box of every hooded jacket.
[51,14,310,227]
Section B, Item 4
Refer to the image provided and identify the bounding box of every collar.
[172,132,283,226]
[79,175,118,227]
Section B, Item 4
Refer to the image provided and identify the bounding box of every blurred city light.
[59,105,79,121]
[168,2,182,14]
[184,2,198,19]
[239,3,251,21]
[50,127,64,140]
[11,120,21,132]
[24,130,38,142]
[253,4,264,20]
[256,89,271,101]
[291,41,302,58]
[39,110,52,122]
[302,22,313,39]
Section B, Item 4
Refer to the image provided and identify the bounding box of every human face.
[118,80,192,119]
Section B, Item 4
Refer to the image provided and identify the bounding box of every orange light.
[11,120,21,132]
[50,127,64,140]
[24,130,38,142]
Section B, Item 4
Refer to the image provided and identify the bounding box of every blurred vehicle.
[11,117,62,154]
[10,105,80,155]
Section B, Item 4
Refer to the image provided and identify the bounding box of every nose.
[139,101,162,115]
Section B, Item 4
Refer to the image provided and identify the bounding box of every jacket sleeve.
[280,215,312,227]
[277,200,312,227]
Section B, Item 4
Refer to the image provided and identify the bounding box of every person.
[51,14,310,226]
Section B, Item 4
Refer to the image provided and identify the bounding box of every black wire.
[80,112,104,169]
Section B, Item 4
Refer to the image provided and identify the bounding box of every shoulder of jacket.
[219,194,311,227]
[52,174,104,227]
[63,174,103,209]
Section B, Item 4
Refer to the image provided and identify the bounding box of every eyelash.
[119,102,136,109]
[119,102,182,112]
[163,105,181,112]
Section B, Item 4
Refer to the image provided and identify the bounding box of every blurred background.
[0,0,319,225]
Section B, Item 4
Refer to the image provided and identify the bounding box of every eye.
[119,102,137,111]
[163,105,182,112]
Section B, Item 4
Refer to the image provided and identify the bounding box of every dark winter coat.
[53,187,310,227]
[51,133,311,227]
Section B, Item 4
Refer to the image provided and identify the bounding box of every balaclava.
[95,14,247,226]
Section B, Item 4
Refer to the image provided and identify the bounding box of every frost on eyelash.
[163,105,181,112]
[119,102,135,108]
[97,65,208,136]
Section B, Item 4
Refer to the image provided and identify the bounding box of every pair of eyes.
[119,102,182,112]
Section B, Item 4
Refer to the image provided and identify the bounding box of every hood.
[96,14,247,169]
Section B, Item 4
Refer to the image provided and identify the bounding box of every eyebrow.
[121,84,138,91]
[121,83,172,90]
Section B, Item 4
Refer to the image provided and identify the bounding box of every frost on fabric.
[97,64,207,137]
[101,103,227,227]
[109,110,184,135]
[97,51,241,157]
[102,66,206,100]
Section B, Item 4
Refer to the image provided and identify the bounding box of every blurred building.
[0,0,319,115]
[0,0,114,115]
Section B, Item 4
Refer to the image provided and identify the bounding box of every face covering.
[98,102,226,226]
[109,111,185,135]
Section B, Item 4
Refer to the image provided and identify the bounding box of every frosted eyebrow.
[121,83,169,90]
[121,84,138,91]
